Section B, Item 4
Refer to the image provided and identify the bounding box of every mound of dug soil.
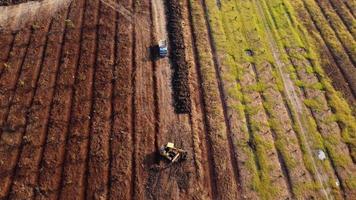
[0,0,40,6]
[166,0,191,114]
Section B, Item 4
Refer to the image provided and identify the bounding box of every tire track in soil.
[299,0,356,97]
[145,0,201,199]
[254,0,332,198]
[8,4,72,199]
[328,0,356,39]
[108,0,134,199]
[0,32,15,76]
[0,17,51,198]
[0,29,31,137]
[57,0,99,199]
[85,2,115,199]
[131,0,156,199]
[34,1,86,199]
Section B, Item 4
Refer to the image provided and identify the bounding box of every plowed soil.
[0,0,355,199]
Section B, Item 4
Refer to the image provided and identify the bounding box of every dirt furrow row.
[0,16,51,198]
[183,0,213,198]
[342,0,356,17]
[34,1,86,199]
[108,0,134,199]
[0,32,14,75]
[241,63,291,199]
[315,0,356,65]
[328,0,356,38]
[299,0,356,96]
[85,2,115,199]
[287,47,356,198]
[187,1,239,199]
[8,4,72,199]
[287,0,355,105]
[255,61,318,199]
[57,0,99,199]
[131,0,156,199]
[0,30,31,133]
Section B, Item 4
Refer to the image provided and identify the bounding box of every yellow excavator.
[159,142,187,163]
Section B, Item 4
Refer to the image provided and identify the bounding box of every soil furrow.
[0,16,51,198]
[342,0,356,18]
[187,1,239,199]
[85,2,115,199]
[253,0,333,198]
[315,0,356,66]
[56,0,99,198]
[240,63,291,199]
[328,0,356,38]
[9,5,73,199]
[0,32,15,75]
[108,0,134,199]
[287,47,356,198]
[0,30,31,135]
[34,1,86,199]
[131,0,156,199]
[287,0,355,105]
[183,0,213,198]
[299,0,356,96]
[200,0,241,195]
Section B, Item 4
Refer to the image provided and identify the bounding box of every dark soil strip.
[200,0,242,194]
[165,0,191,114]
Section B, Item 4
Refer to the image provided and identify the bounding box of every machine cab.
[158,40,168,58]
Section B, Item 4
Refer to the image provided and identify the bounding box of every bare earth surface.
[0,0,355,199]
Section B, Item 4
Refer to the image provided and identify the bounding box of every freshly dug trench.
[0,0,40,6]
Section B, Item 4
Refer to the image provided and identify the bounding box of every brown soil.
[0,0,354,199]
[0,0,40,6]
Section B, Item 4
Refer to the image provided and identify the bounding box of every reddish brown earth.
[0,0,355,199]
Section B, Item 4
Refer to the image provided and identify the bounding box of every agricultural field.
[0,0,355,199]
